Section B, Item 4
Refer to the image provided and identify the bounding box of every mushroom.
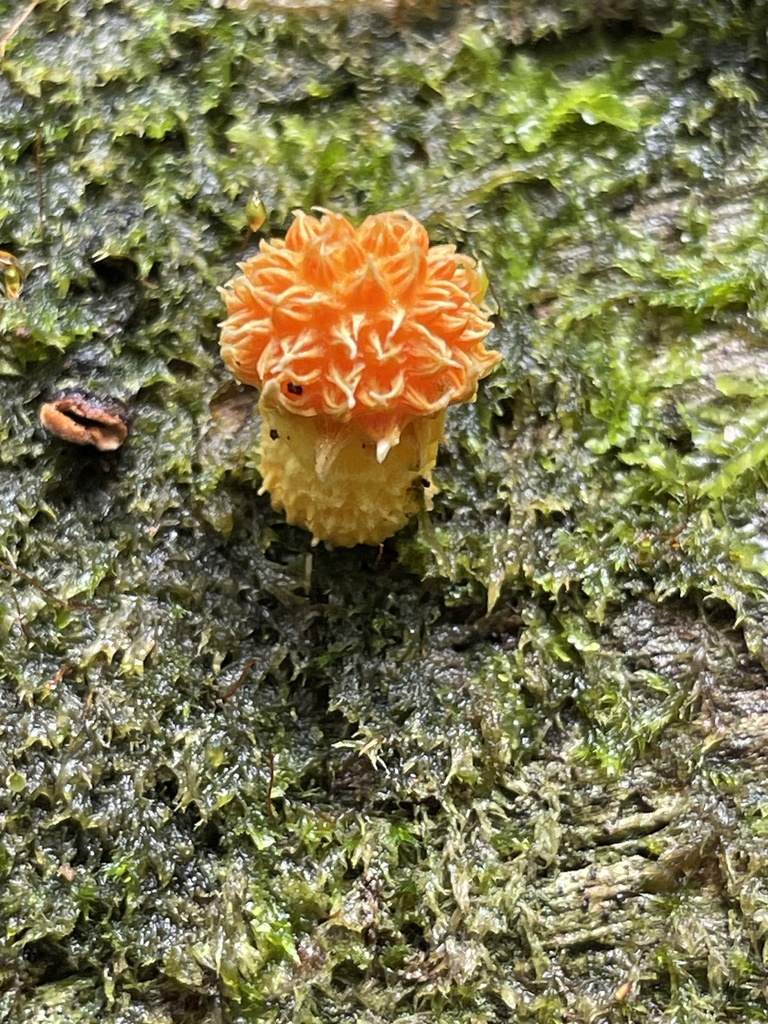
[218,208,500,547]
[40,391,129,451]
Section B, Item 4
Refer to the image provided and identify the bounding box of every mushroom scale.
[219,208,500,547]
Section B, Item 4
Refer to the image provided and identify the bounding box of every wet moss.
[2,0,768,1021]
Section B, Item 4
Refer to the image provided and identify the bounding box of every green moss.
[2,0,768,1021]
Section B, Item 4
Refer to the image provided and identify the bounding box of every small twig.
[47,663,71,690]
[10,588,32,643]
[0,558,94,611]
[218,657,255,702]
[34,130,46,239]
[0,0,40,62]
[0,557,68,605]
[266,751,275,818]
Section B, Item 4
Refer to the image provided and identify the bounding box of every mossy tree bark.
[1,1,768,1021]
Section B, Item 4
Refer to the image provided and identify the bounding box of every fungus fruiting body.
[219,209,500,547]
[40,391,129,451]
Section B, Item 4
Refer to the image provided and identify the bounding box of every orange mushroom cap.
[219,209,499,436]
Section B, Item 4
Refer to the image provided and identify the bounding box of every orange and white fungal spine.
[219,208,500,547]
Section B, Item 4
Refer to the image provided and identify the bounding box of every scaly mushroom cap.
[219,209,499,443]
